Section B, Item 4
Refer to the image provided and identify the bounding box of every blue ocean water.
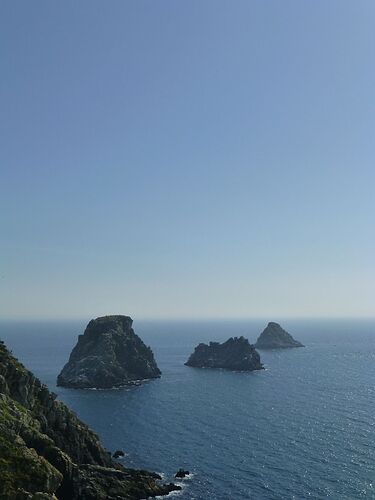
[1,318,374,500]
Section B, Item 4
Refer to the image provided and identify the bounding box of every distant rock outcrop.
[255,322,304,349]
[185,336,263,371]
[57,315,161,389]
[0,339,180,499]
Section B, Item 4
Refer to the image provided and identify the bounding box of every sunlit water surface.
[1,319,374,500]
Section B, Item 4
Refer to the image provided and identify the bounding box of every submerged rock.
[57,315,161,389]
[113,450,125,459]
[0,339,180,499]
[185,336,263,371]
[255,322,304,349]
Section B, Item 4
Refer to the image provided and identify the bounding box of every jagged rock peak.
[185,336,263,372]
[255,322,304,349]
[57,315,161,389]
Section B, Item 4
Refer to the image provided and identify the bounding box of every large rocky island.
[0,339,179,499]
[185,336,263,371]
[255,322,304,349]
[57,315,161,389]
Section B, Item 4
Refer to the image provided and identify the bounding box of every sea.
[1,318,374,500]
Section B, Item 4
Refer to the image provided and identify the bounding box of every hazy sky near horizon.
[1,1,374,319]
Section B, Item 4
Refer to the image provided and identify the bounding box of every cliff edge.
[0,339,179,499]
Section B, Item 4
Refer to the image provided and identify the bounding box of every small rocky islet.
[254,322,304,349]
[0,340,180,499]
[57,317,304,387]
[185,322,304,371]
[185,336,263,371]
[57,315,161,389]
[175,468,190,478]
[0,315,306,498]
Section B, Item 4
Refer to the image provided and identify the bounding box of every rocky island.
[57,315,161,389]
[254,322,304,349]
[0,339,180,499]
[185,336,263,371]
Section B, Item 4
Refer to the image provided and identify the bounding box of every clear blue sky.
[1,1,374,319]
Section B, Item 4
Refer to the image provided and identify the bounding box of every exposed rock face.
[0,339,180,499]
[185,336,263,371]
[57,316,161,389]
[175,468,190,479]
[255,322,304,349]
[0,341,180,500]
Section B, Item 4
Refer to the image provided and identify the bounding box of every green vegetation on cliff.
[0,340,179,499]
[0,394,62,499]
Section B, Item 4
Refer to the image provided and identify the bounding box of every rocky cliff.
[254,322,304,349]
[185,336,263,371]
[57,316,161,389]
[0,339,179,499]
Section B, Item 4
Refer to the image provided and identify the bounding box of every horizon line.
[1,315,375,322]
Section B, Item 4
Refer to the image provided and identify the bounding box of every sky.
[0,0,374,319]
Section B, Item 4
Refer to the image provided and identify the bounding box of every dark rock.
[0,339,180,499]
[57,315,161,389]
[113,450,125,459]
[175,468,190,478]
[255,322,304,349]
[185,336,263,371]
